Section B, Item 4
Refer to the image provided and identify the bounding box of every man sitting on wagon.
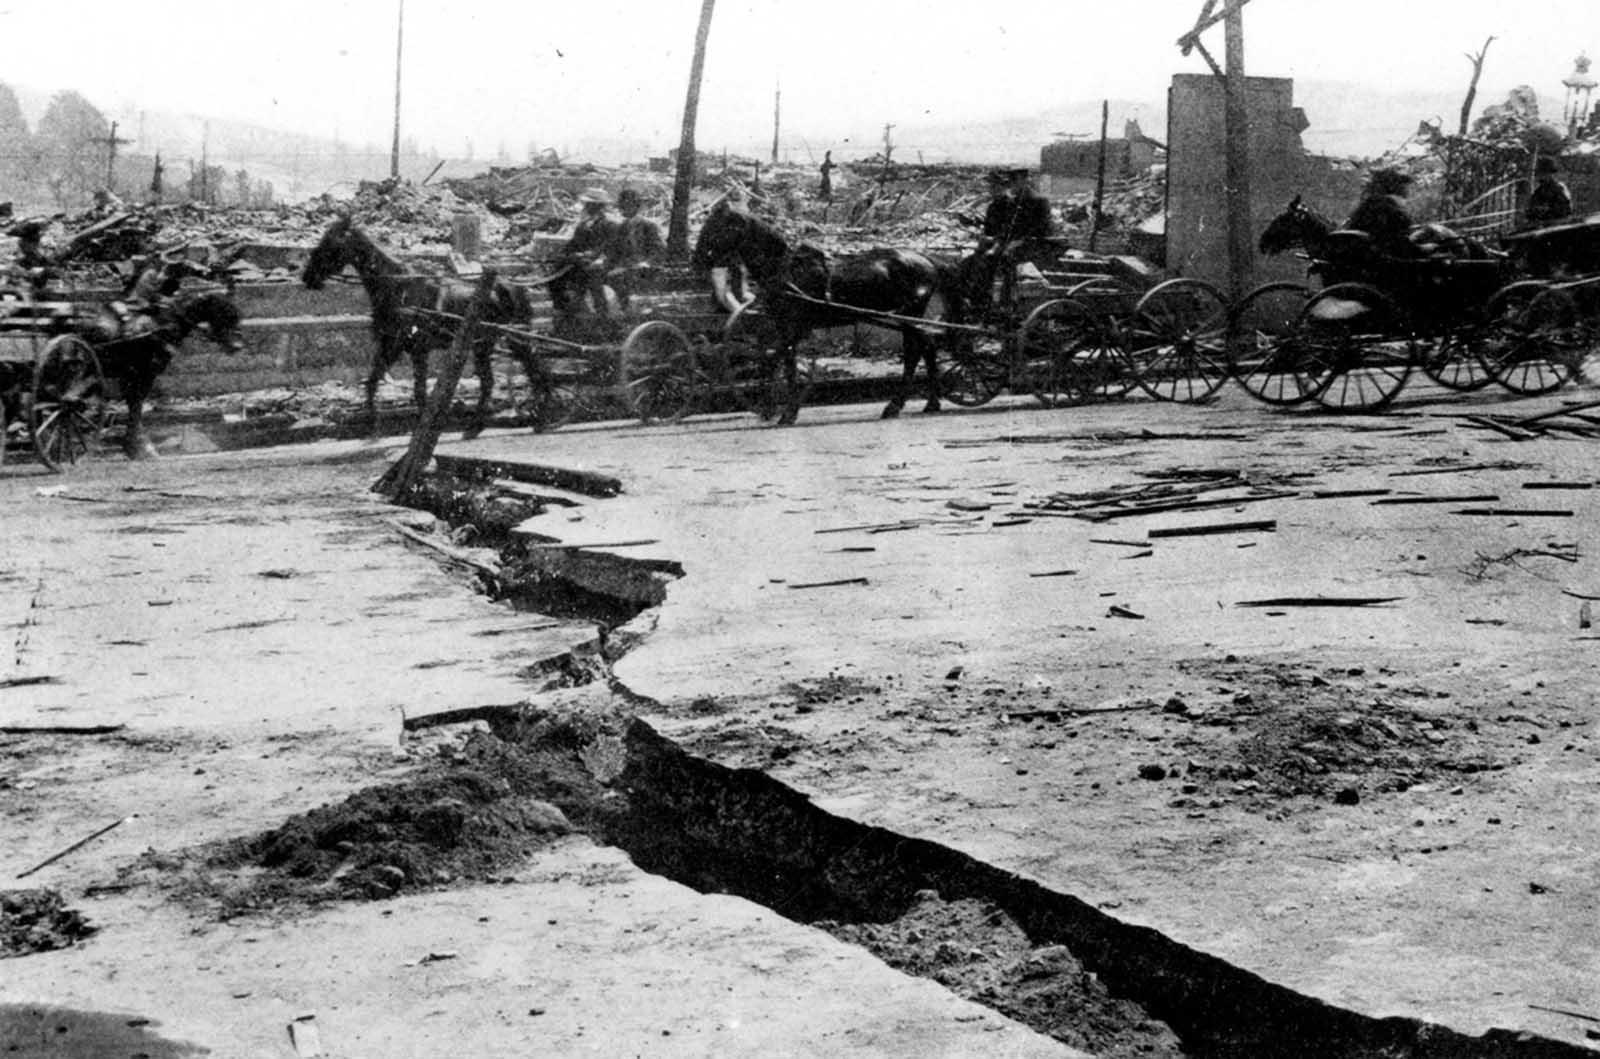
[549,187,619,334]
[966,168,1054,314]
[1343,167,1421,261]
[608,188,665,311]
[1525,156,1574,228]
[692,189,757,315]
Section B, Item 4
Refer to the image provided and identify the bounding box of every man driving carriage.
[966,167,1054,314]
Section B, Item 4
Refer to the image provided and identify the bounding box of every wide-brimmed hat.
[1367,167,1413,193]
[577,187,611,205]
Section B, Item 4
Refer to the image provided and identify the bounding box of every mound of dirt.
[1,889,97,957]
[820,891,1184,1059]
[193,714,626,913]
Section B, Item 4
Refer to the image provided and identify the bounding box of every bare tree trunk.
[667,0,717,257]
[1460,36,1495,137]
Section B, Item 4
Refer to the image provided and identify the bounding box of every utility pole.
[200,121,210,204]
[668,0,716,256]
[96,120,131,191]
[1222,3,1253,304]
[391,0,404,180]
[880,122,895,186]
[1177,0,1255,302]
[771,82,780,167]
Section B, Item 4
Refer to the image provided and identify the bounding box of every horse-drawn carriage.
[1233,199,1600,411]
[0,271,244,471]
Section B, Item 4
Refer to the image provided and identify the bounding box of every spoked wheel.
[619,320,699,424]
[1124,278,1231,402]
[1419,325,1494,392]
[1018,297,1131,407]
[941,335,1009,407]
[1229,282,1316,405]
[32,335,114,471]
[1478,282,1587,395]
[1293,283,1417,413]
[720,308,816,421]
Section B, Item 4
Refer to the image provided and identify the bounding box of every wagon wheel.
[1478,282,1587,395]
[1229,282,1315,405]
[1018,297,1125,407]
[31,335,116,471]
[619,321,699,424]
[1293,283,1417,413]
[719,308,816,420]
[1124,278,1231,402]
[1051,280,1139,402]
[940,347,1007,406]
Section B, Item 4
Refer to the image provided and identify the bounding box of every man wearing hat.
[1525,156,1573,228]
[608,188,664,310]
[549,187,620,331]
[969,168,1053,313]
[1345,167,1419,259]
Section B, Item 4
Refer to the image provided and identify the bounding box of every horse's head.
[302,215,357,290]
[176,291,245,352]
[692,205,790,283]
[782,243,831,299]
[1258,195,1331,257]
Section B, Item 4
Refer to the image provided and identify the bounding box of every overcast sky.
[0,1,1594,161]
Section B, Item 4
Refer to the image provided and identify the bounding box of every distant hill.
[807,79,1568,167]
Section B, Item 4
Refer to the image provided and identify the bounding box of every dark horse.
[301,216,534,437]
[692,207,960,424]
[81,288,245,458]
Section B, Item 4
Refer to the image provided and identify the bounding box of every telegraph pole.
[668,0,717,256]
[1222,2,1253,303]
[391,0,404,180]
[771,82,781,166]
[96,120,131,192]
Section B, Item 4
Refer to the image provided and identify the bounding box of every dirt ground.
[3,378,1600,1055]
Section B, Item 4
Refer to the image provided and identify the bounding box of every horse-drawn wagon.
[1234,199,1599,411]
[0,269,244,471]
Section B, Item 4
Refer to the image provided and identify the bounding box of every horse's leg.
[462,339,494,440]
[919,330,942,413]
[881,333,913,419]
[119,358,158,460]
[775,333,802,426]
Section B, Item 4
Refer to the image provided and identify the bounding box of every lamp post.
[1563,53,1596,137]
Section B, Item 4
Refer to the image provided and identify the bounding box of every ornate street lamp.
[1563,53,1596,136]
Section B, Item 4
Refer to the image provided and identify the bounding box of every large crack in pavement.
[83,465,1591,1058]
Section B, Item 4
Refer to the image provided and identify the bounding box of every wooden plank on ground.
[434,453,623,497]
[1147,519,1276,539]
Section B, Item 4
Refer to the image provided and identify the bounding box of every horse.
[82,288,246,458]
[300,216,534,437]
[691,207,961,424]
